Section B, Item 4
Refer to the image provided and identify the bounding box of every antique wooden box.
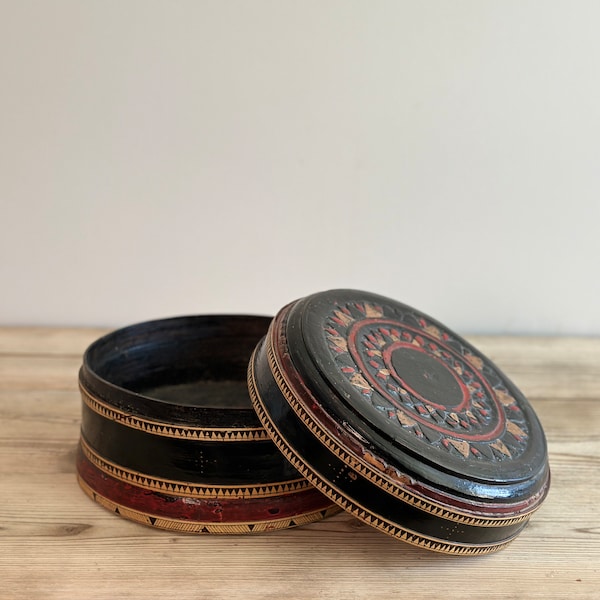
[247,289,550,554]
[76,315,338,534]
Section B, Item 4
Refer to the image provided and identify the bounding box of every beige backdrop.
[1,1,598,334]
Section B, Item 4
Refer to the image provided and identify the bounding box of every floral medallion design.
[324,302,529,462]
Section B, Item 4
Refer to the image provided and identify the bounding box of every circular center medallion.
[345,319,506,444]
[251,289,550,553]
[389,345,464,409]
[292,290,545,484]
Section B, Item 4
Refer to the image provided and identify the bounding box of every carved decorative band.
[80,383,269,442]
[262,333,538,528]
[248,348,519,555]
[78,475,339,535]
[80,436,310,499]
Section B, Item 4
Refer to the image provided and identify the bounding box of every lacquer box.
[77,290,550,554]
[77,315,339,534]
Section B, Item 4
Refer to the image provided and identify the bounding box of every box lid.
[248,289,550,554]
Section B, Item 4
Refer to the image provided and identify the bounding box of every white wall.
[1,1,599,334]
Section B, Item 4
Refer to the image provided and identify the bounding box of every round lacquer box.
[77,315,339,534]
[248,289,550,554]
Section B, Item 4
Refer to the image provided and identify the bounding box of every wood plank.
[472,336,600,400]
[0,327,108,356]
[0,355,83,391]
[0,329,598,600]
[1,473,598,600]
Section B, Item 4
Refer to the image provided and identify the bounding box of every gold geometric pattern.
[80,384,269,442]
[259,336,537,528]
[77,475,340,535]
[327,313,529,461]
[248,353,519,554]
[79,436,311,499]
[266,338,539,527]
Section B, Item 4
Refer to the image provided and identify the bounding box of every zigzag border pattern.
[248,358,516,554]
[80,384,269,442]
[248,346,519,554]
[262,335,534,528]
[79,437,311,499]
[77,475,340,535]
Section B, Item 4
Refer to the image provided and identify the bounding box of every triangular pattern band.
[80,436,311,499]
[77,475,340,535]
[262,333,537,528]
[80,383,269,442]
[248,342,522,555]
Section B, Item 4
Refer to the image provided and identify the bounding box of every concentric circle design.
[249,289,550,554]
[323,302,529,463]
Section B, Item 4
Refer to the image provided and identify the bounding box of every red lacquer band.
[77,442,339,533]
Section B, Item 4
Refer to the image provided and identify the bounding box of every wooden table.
[1,328,598,599]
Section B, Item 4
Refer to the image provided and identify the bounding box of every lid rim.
[259,324,549,520]
[247,289,551,553]
[248,337,539,555]
[284,290,548,502]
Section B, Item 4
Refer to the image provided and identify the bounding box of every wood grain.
[0,328,598,599]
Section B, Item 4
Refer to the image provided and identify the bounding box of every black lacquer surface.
[285,290,549,502]
[80,315,270,428]
[80,315,301,484]
[248,289,551,553]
